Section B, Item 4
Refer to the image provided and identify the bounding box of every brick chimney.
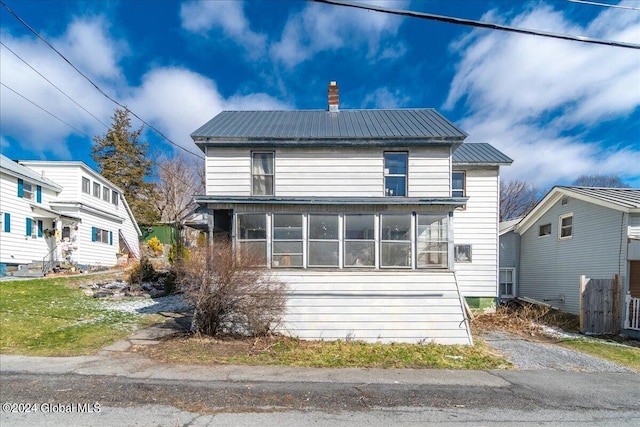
[328,81,339,112]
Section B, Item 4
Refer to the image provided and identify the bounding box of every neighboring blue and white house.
[190,82,512,345]
[0,154,141,274]
[512,186,640,335]
[498,217,522,301]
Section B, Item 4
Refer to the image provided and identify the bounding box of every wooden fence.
[579,275,622,335]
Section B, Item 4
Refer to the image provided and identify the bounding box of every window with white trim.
[102,186,110,202]
[499,268,516,298]
[384,152,407,197]
[22,181,34,200]
[344,214,375,267]
[454,244,472,262]
[308,214,339,267]
[112,191,119,206]
[252,152,274,196]
[237,213,267,265]
[92,227,111,244]
[452,171,465,197]
[539,223,551,237]
[559,213,573,239]
[82,177,90,194]
[416,214,448,268]
[272,214,303,267]
[93,182,100,198]
[380,214,411,267]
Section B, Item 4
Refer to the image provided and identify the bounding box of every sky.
[1,0,639,188]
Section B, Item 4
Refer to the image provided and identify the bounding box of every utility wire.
[566,0,640,11]
[311,0,640,50]
[1,41,110,129]
[0,82,94,140]
[0,0,205,160]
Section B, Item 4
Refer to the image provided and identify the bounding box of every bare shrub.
[177,241,288,337]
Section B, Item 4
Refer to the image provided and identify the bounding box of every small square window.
[539,223,551,237]
[454,244,472,262]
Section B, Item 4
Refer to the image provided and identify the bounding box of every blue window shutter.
[26,218,32,236]
[4,213,10,232]
[37,220,43,237]
[17,179,24,197]
[109,231,113,245]
[92,227,97,242]
[36,185,42,203]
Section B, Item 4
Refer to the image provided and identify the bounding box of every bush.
[168,242,190,265]
[128,257,157,288]
[177,241,287,337]
[146,237,164,257]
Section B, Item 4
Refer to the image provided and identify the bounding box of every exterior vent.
[328,81,339,112]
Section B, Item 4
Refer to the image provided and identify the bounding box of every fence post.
[612,274,621,334]
[579,275,588,334]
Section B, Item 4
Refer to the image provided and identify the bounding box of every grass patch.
[0,276,159,356]
[558,339,640,372]
[133,336,511,370]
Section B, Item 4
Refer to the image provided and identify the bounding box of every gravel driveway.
[482,332,635,372]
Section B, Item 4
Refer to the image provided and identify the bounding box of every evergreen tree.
[92,108,159,225]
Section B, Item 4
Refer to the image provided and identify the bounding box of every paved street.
[1,353,639,426]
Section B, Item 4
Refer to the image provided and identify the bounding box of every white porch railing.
[625,294,640,331]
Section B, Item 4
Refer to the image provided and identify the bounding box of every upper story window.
[102,186,110,202]
[82,177,90,194]
[112,191,119,206]
[452,171,465,197]
[384,152,407,197]
[93,182,100,198]
[18,179,34,201]
[559,213,573,239]
[252,152,274,196]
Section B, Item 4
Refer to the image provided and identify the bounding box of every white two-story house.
[191,82,512,345]
[0,154,141,275]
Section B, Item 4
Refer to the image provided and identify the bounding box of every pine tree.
[92,108,159,225]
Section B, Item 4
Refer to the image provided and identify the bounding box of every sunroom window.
[272,214,303,267]
[237,213,267,265]
[344,214,375,267]
[308,214,339,267]
[380,214,411,267]
[417,214,448,268]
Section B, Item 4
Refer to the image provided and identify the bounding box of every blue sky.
[1,0,639,187]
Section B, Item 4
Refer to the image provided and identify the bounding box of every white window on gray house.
[454,244,472,262]
[452,171,465,197]
[499,268,516,299]
[417,214,448,268]
[93,182,100,198]
[308,214,339,267]
[252,152,274,196]
[344,214,375,267]
[237,213,267,265]
[559,213,573,239]
[380,214,411,267]
[102,186,110,202]
[82,177,90,194]
[539,223,551,237]
[384,152,407,196]
[272,214,303,267]
[112,191,119,206]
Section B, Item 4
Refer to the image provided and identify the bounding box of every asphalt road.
[1,354,639,426]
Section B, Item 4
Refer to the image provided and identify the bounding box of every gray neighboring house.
[498,217,522,301]
[511,186,640,336]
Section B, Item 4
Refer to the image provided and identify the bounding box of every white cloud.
[271,0,409,68]
[180,0,266,58]
[362,87,410,109]
[445,3,640,187]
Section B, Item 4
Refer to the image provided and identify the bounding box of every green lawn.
[0,276,159,356]
[558,339,640,372]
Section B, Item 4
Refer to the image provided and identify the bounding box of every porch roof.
[194,195,467,207]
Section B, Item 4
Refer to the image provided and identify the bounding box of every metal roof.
[557,186,640,210]
[0,154,62,191]
[191,109,467,145]
[453,143,513,165]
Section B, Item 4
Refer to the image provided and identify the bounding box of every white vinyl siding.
[277,270,472,345]
[408,146,451,197]
[452,168,500,297]
[206,147,252,196]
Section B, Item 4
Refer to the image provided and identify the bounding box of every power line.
[0,41,110,129]
[0,82,94,140]
[311,0,640,50]
[0,0,205,160]
[566,0,640,11]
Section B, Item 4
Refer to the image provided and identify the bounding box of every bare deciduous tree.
[154,153,205,223]
[178,241,288,337]
[500,179,542,221]
[572,174,630,188]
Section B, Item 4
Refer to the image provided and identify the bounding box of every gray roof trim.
[191,109,468,145]
[453,143,513,165]
[0,154,63,191]
[195,139,463,151]
[194,196,467,207]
